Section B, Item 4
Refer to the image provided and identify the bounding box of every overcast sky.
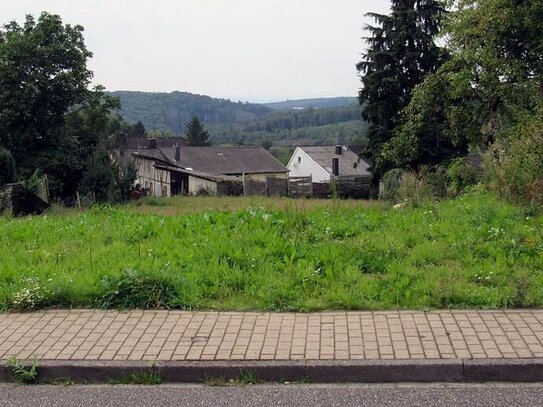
[1,0,390,102]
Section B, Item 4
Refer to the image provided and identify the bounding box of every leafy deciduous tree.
[387,0,543,171]
[0,12,127,198]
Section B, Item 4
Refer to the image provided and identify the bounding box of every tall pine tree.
[184,116,211,146]
[357,0,447,179]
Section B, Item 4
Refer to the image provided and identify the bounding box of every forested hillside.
[110,91,367,151]
[263,97,356,111]
[109,91,273,134]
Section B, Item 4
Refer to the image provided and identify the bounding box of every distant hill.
[109,91,367,162]
[263,97,357,111]
[109,91,273,134]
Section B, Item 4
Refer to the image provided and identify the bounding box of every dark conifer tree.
[132,121,146,138]
[184,116,211,146]
[357,0,447,179]
[0,148,16,186]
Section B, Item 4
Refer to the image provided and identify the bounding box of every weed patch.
[97,270,177,309]
[7,356,39,384]
[203,370,260,386]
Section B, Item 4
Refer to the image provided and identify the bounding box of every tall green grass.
[0,193,541,311]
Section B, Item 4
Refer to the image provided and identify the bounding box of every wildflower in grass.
[11,277,50,311]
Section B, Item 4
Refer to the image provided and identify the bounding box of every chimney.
[332,157,339,176]
[148,138,157,149]
[335,145,342,155]
[174,143,180,162]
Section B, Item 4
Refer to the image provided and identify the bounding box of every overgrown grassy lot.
[1,193,542,311]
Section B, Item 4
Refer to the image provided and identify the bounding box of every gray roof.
[134,146,288,176]
[299,145,371,177]
[120,136,188,149]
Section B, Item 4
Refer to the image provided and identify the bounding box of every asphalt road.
[1,383,542,407]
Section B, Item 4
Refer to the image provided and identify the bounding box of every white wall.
[189,176,217,195]
[287,147,330,182]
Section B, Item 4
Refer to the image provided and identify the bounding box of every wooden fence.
[288,175,372,199]
[331,175,372,199]
[288,176,313,198]
[244,177,288,197]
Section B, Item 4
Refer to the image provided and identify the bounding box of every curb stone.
[1,359,542,384]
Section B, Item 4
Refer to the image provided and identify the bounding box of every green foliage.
[7,356,39,384]
[80,148,137,203]
[203,370,260,386]
[111,91,365,148]
[260,139,273,151]
[109,371,163,385]
[10,276,51,311]
[357,0,448,179]
[446,157,481,196]
[0,12,93,147]
[111,90,273,134]
[132,121,146,137]
[185,116,211,146]
[485,112,543,206]
[379,169,403,201]
[382,69,474,170]
[0,194,542,311]
[393,0,543,190]
[0,148,16,186]
[381,161,480,204]
[264,97,356,111]
[237,371,259,385]
[0,12,124,199]
[0,13,92,183]
[97,269,177,309]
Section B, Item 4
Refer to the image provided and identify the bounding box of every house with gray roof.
[287,145,371,183]
[132,139,289,197]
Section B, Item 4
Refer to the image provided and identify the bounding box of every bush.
[381,160,483,203]
[447,157,481,196]
[485,116,543,206]
[81,149,137,203]
[380,167,446,204]
[379,169,403,201]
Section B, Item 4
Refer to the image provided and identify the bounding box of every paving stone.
[1,310,542,363]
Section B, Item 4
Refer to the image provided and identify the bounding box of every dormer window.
[298,157,301,163]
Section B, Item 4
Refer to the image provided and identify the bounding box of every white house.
[287,145,371,182]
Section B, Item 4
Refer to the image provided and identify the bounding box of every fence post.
[243,173,246,196]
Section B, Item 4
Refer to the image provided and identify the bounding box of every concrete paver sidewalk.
[1,310,543,363]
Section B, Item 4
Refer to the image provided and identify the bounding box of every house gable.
[287,147,331,183]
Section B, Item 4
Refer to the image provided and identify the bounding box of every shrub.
[382,162,480,203]
[381,167,444,204]
[447,157,481,196]
[485,119,543,206]
[81,149,137,203]
[379,169,403,201]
